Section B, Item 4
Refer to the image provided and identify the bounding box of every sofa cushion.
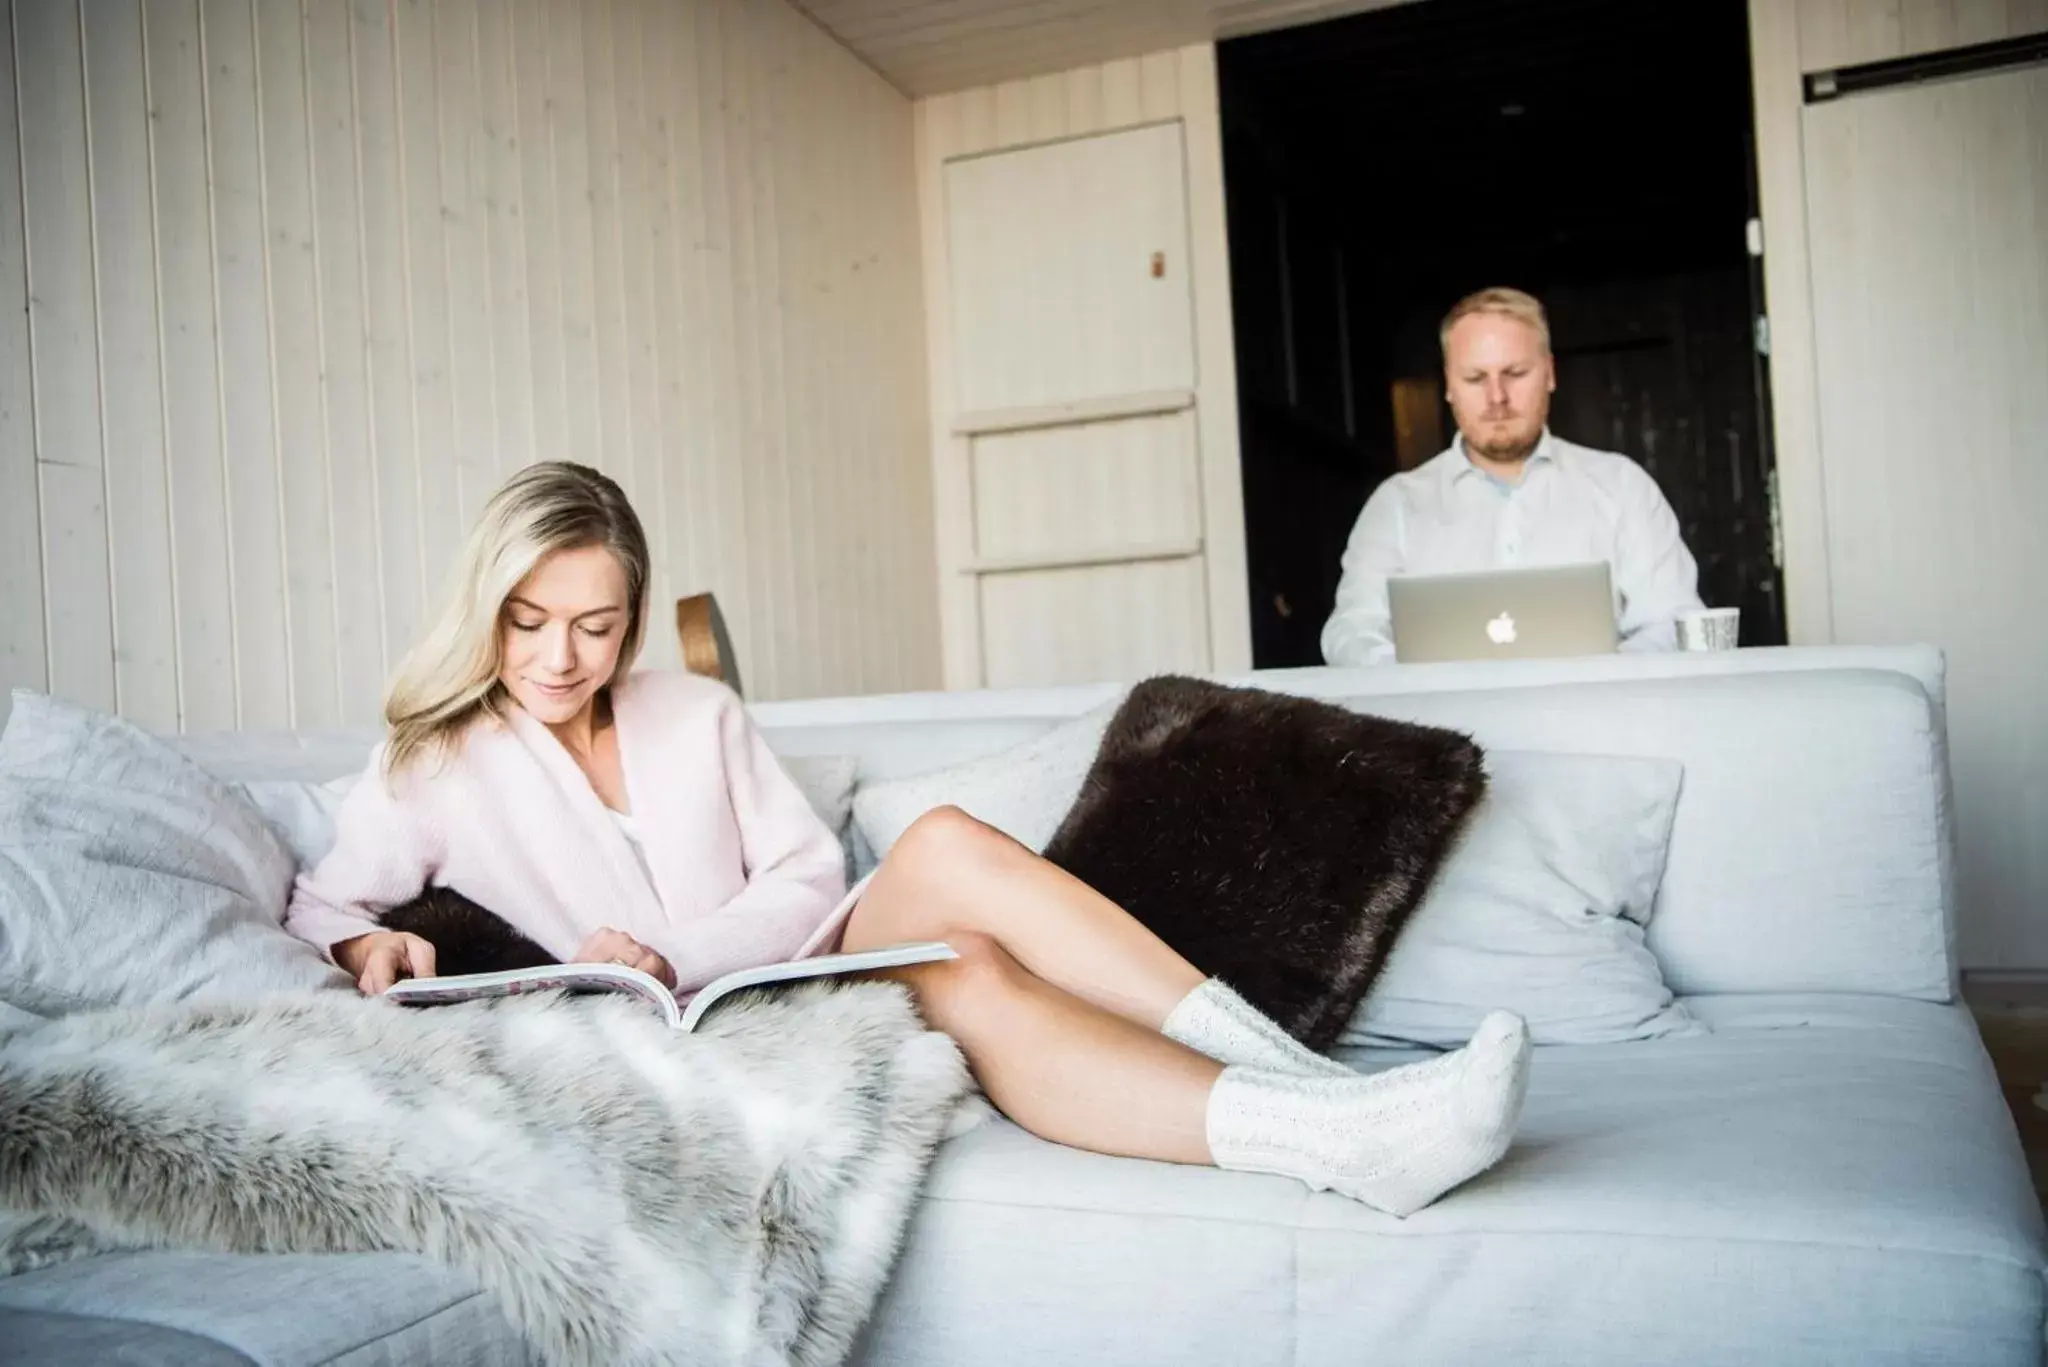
[0,692,348,1019]
[850,701,1117,857]
[0,1250,530,1366]
[1325,670,1954,1000]
[1346,750,1700,1048]
[851,994,2042,1366]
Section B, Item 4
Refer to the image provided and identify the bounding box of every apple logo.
[1486,612,1518,645]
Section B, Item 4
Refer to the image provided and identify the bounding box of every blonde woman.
[289,462,1530,1217]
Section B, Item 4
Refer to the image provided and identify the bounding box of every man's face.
[1444,313,1555,463]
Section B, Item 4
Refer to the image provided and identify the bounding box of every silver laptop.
[1387,562,1618,663]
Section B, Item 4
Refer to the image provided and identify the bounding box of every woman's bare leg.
[844,806,1203,1028]
[886,930,1220,1164]
[847,807,1534,1210]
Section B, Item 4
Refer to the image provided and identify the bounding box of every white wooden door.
[1802,62,2048,968]
[943,121,1210,688]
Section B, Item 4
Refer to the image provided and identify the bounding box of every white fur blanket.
[0,982,969,1367]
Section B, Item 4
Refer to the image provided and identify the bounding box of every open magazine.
[382,940,958,1034]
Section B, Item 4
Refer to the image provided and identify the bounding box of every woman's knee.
[885,805,1015,886]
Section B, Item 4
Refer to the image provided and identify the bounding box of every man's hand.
[333,930,438,995]
[573,926,676,989]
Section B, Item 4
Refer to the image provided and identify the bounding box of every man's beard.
[1464,415,1543,464]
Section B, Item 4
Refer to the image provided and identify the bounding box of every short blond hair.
[1440,287,1550,357]
[382,462,650,778]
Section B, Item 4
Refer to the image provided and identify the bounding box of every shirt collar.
[1446,428,1557,491]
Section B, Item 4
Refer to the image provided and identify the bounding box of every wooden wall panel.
[0,4,41,709]
[81,0,179,731]
[15,0,115,714]
[0,0,939,730]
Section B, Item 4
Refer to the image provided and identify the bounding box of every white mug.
[1677,607,1740,652]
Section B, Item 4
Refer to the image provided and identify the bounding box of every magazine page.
[677,940,957,1033]
[384,962,682,1028]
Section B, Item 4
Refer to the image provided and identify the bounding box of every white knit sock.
[1161,978,1354,1078]
[1205,1010,1531,1217]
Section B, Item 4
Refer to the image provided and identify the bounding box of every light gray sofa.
[3,646,2040,1365]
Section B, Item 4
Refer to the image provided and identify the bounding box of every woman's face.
[499,544,631,726]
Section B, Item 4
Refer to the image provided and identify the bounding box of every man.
[1321,287,1705,665]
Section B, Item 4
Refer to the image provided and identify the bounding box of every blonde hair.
[382,461,650,778]
[1439,287,1551,357]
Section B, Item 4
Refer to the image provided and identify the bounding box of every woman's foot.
[1204,1010,1532,1216]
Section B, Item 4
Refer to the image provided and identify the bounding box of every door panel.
[945,122,1195,416]
[1802,63,2048,967]
[969,410,1202,564]
[979,557,1210,690]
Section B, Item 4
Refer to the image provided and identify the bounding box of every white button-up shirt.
[1321,431,1705,665]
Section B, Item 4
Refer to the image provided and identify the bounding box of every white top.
[609,808,660,897]
[1321,431,1706,665]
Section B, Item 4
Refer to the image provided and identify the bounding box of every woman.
[289,462,1530,1217]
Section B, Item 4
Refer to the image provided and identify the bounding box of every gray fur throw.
[0,982,969,1367]
[1044,675,1487,1050]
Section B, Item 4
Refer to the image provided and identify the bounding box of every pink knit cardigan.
[285,670,854,993]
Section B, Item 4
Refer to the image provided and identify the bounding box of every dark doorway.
[1220,0,1785,668]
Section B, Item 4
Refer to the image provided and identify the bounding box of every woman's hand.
[333,930,438,995]
[574,927,676,989]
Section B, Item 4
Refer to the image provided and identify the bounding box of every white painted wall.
[913,44,1253,689]
[0,0,939,733]
[1748,0,2048,971]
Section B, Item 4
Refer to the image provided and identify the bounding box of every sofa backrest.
[755,647,1955,1002]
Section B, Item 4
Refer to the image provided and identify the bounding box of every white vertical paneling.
[147,0,238,731]
[350,0,424,671]
[912,97,980,688]
[645,0,702,600]
[510,0,565,472]
[695,0,756,685]
[547,0,601,473]
[17,0,115,713]
[1173,47,1249,673]
[916,43,1252,688]
[306,0,387,723]
[1747,0,1835,644]
[472,0,531,504]
[202,0,291,728]
[0,2,47,703]
[394,0,460,585]
[611,0,673,667]
[3,0,940,732]
[580,0,629,493]
[257,0,341,728]
[81,0,179,730]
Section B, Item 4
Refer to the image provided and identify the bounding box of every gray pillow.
[0,691,349,1020]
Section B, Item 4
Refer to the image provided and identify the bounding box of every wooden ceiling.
[791,0,1413,96]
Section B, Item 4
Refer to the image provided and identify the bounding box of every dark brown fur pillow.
[378,887,558,976]
[1042,676,1487,1051]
